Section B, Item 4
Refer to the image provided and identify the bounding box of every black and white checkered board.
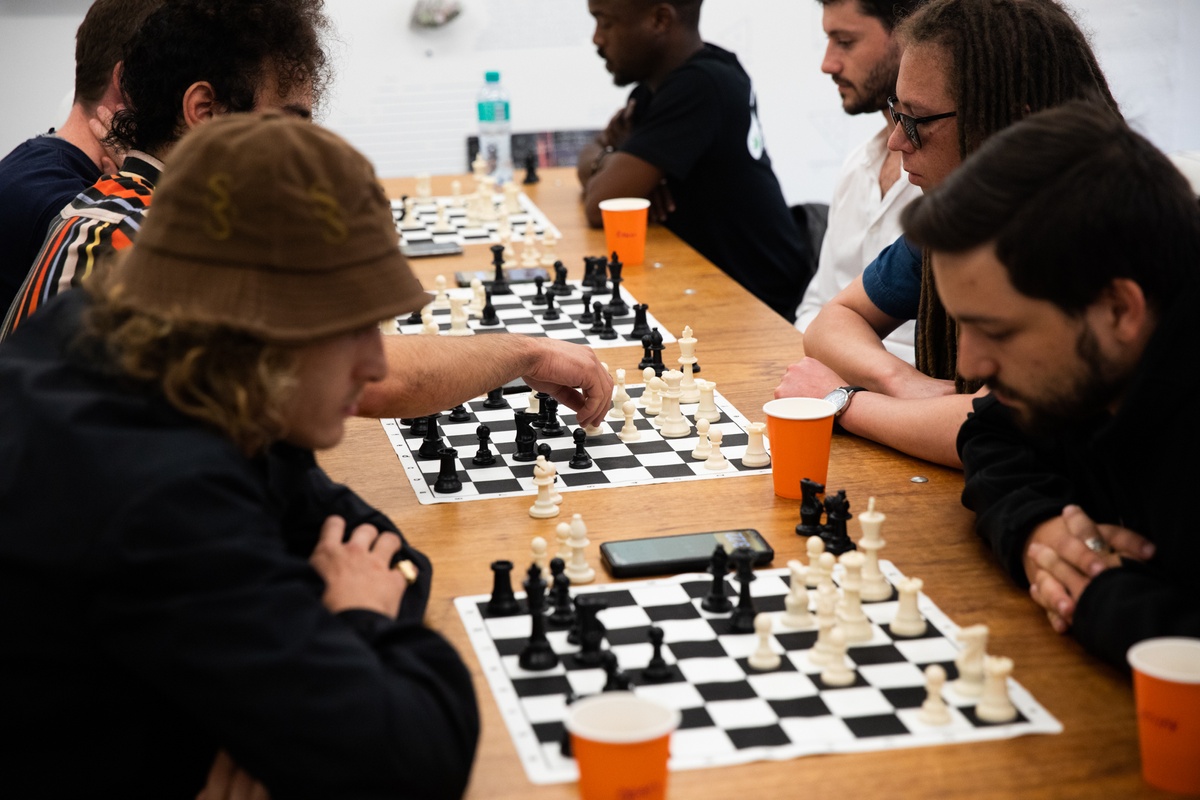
[391,280,676,349]
[381,385,767,505]
[455,560,1062,785]
[392,191,560,247]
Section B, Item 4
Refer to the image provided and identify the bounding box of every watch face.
[824,388,849,413]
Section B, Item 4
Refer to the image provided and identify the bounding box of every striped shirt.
[2,152,162,340]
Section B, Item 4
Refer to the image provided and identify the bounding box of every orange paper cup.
[565,692,680,800]
[762,397,836,500]
[1127,637,1200,794]
[598,197,650,266]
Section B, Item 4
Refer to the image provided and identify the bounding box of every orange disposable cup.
[1127,637,1200,794]
[598,197,650,266]
[762,397,836,500]
[565,692,680,800]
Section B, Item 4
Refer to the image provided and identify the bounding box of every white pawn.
[694,379,721,423]
[608,368,631,420]
[468,277,486,315]
[520,226,540,267]
[741,421,770,467]
[564,513,594,584]
[918,664,952,726]
[618,400,641,442]
[418,306,439,336]
[808,582,839,667]
[954,624,989,698]
[748,613,781,671]
[780,560,814,630]
[976,655,1018,723]
[528,455,560,519]
[431,202,455,233]
[691,418,712,460]
[703,429,729,471]
[447,297,473,336]
[645,375,665,416]
[540,233,559,267]
[817,552,837,592]
[431,274,450,309]
[531,536,549,581]
[503,180,522,214]
[820,627,856,687]
[556,521,571,562]
[805,536,825,588]
[836,551,872,643]
[637,367,656,410]
[890,577,927,637]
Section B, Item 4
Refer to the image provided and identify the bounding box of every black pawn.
[568,428,592,469]
[548,559,574,626]
[587,301,606,334]
[536,443,554,465]
[795,477,826,537]
[642,626,673,683]
[449,404,471,422]
[512,410,538,462]
[531,276,548,305]
[523,152,540,184]
[519,563,559,671]
[405,308,423,325]
[728,547,758,633]
[599,310,618,340]
[433,448,463,493]
[408,415,429,437]
[417,413,443,459]
[487,560,520,616]
[638,331,655,371]
[701,544,733,613]
[649,328,666,376]
[488,244,512,295]
[482,386,509,409]
[629,303,651,340]
[602,650,631,691]
[479,289,500,326]
[579,292,595,324]
[543,291,561,321]
[473,424,496,466]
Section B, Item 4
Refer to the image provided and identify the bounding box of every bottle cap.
[485,70,500,82]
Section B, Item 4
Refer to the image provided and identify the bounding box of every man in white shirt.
[789,0,923,363]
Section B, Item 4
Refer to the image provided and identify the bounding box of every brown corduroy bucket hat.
[111,112,429,342]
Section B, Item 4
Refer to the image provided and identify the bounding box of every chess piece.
[677,326,700,404]
[642,626,673,682]
[608,368,631,420]
[836,551,872,643]
[518,562,559,671]
[487,560,520,616]
[555,521,572,562]
[728,548,758,634]
[657,369,692,438]
[564,513,595,584]
[529,455,560,519]
[858,497,892,601]
[694,379,721,423]
[954,624,989,697]
[417,413,444,459]
[780,559,814,630]
[618,400,641,442]
[976,655,1018,723]
[691,417,712,460]
[741,422,770,468]
[918,664,953,726]
[805,535,825,588]
[820,490,857,555]
[703,428,729,471]
[569,428,593,469]
[531,536,549,581]
[796,478,826,538]
[808,581,838,667]
[747,613,781,671]
[449,404,471,422]
[547,559,574,627]
[890,577,927,637]
[432,448,462,493]
[473,425,497,466]
[819,627,856,687]
[701,544,733,613]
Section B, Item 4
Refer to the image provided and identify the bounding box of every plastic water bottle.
[476,70,513,184]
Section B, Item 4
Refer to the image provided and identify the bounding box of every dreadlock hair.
[896,0,1121,391]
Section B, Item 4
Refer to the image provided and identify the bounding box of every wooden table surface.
[320,168,1161,799]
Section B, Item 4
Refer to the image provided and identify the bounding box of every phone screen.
[600,529,772,578]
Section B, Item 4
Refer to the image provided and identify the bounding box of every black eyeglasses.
[887,95,956,149]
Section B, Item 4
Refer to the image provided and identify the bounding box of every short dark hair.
[625,0,703,28]
[73,0,164,106]
[904,102,1200,317]
[108,0,331,155]
[815,0,925,32]
[897,0,1120,159]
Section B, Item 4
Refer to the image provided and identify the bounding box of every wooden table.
[320,168,1161,798]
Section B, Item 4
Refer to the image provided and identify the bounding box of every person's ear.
[181,81,220,130]
[1095,278,1150,347]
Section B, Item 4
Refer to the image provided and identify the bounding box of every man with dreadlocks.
[780,0,1119,468]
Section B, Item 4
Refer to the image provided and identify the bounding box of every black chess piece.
[601,650,631,691]
[629,303,651,340]
[473,424,497,466]
[487,244,512,295]
[405,308,423,325]
[605,254,629,316]
[519,563,559,671]
[649,328,666,375]
[587,301,606,334]
[512,410,538,462]
[543,291,561,321]
[532,392,550,428]
[536,442,553,463]
[560,688,577,758]
[599,310,618,340]
[568,428,593,469]
[572,595,608,665]
[487,560,521,616]
[728,547,757,633]
[642,626,673,683]
[795,477,826,537]
[821,490,857,555]
[531,275,548,305]
[638,332,655,371]
[482,386,509,409]
[408,415,430,436]
[479,289,500,326]
[701,544,733,613]
[523,152,540,184]
[541,397,566,436]
[449,404,471,422]
[432,448,463,493]
[548,261,572,297]
[579,292,595,324]
[591,256,609,295]
[548,559,574,627]
[417,413,443,459]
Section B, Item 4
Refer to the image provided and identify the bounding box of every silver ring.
[1084,537,1106,554]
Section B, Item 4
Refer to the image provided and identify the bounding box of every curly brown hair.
[85,274,298,455]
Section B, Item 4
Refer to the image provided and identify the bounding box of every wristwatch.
[823,386,867,417]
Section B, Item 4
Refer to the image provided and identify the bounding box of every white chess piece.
[608,368,631,420]
[954,624,989,697]
[503,180,521,214]
[540,232,559,267]
[918,664,952,726]
[808,582,838,667]
[691,418,712,460]
[531,536,549,580]
[748,613,781,671]
[419,305,438,335]
[432,202,455,233]
[447,297,473,336]
[703,429,729,471]
[657,369,692,438]
[780,560,814,630]
[449,178,463,205]
[564,513,595,584]
[547,459,563,505]
[528,456,560,519]
[836,551,872,643]
[556,521,572,562]
[520,226,540,267]
[975,655,1018,723]
[618,400,641,442]
[890,577,927,637]
[806,536,825,588]
[468,278,486,315]
[431,274,450,309]
[694,379,721,423]
[526,392,541,417]
[645,374,665,416]
[741,421,770,467]
[637,367,656,410]
[677,325,700,404]
[820,627,856,686]
[858,497,891,601]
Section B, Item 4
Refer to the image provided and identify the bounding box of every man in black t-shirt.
[578,0,809,321]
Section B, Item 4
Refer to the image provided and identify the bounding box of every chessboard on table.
[454,560,1062,785]
[381,384,768,505]
[391,280,676,350]
[392,190,560,247]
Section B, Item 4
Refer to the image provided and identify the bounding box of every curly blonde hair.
[85,276,297,455]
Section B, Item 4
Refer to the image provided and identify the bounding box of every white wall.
[2,0,1197,205]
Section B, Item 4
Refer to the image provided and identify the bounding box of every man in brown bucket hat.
[0,113,479,798]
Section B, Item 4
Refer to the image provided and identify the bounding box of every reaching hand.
[522,339,614,428]
[309,516,408,617]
